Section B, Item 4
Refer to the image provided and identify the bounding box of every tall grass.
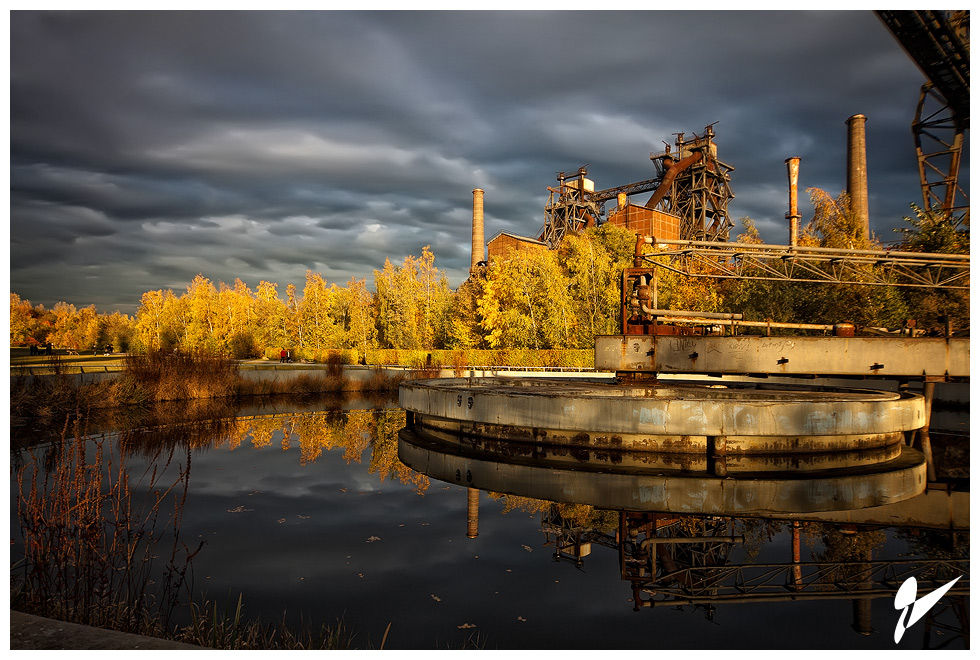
[11,351,410,436]
[122,350,240,401]
[12,417,354,649]
[12,417,200,637]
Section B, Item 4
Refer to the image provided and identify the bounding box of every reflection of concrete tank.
[399,377,927,514]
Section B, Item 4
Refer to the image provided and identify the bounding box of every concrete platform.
[595,334,970,379]
[9,610,202,650]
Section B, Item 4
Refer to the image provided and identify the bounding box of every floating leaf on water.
[457,623,476,629]
[366,535,381,543]
[430,594,441,602]
[522,545,532,552]
[298,515,310,519]
[358,573,364,578]
[277,518,286,524]
[517,617,526,622]
[227,505,253,513]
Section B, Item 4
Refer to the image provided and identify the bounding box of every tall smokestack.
[785,157,801,247]
[471,188,485,273]
[846,114,870,239]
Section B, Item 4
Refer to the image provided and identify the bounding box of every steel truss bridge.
[877,10,970,223]
[638,238,969,290]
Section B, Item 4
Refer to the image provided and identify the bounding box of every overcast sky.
[10,9,961,315]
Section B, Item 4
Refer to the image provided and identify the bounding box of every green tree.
[894,203,970,333]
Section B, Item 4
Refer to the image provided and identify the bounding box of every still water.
[10,399,969,650]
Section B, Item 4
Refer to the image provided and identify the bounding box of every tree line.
[9,192,968,362]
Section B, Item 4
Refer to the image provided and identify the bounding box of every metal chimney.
[846,115,870,239]
[471,188,485,273]
[785,157,801,247]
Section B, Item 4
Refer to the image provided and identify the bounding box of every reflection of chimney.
[471,188,485,273]
[785,157,801,248]
[846,115,870,239]
[791,520,802,589]
[466,488,479,538]
[850,543,874,636]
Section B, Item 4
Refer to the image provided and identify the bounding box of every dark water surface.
[10,400,968,650]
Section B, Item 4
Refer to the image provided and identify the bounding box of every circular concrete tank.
[400,377,925,452]
[398,377,928,512]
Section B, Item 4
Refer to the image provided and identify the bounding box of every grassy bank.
[9,351,413,441]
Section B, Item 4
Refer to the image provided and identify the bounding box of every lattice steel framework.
[911,83,969,224]
[541,125,734,247]
[655,125,735,242]
[633,557,970,605]
[540,167,604,249]
[638,239,970,290]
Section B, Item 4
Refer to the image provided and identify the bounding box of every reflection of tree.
[369,409,429,493]
[487,493,551,516]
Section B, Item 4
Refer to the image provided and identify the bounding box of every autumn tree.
[10,293,45,346]
[184,274,219,353]
[894,203,970,333]
[298,271,343,351]
[445,275,486,349]
[132,289,183,352]
[373,247,452,350]
[478,247,576,349]
[338,277,375,359]
[253,280,291,353]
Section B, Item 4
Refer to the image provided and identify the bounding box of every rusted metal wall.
[487,233,547,261]
[606,204,680,240]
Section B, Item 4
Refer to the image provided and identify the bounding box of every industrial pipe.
[786,157,801,247]
[645,151,704,209]
[638,306,744,321]
[651,317,836,331]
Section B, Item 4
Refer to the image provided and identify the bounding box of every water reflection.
[401,425,970,649]
[10,402,969,649]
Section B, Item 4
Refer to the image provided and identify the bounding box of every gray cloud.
[10,9,959,315]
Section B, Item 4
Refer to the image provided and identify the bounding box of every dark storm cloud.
[10,9,948,314]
